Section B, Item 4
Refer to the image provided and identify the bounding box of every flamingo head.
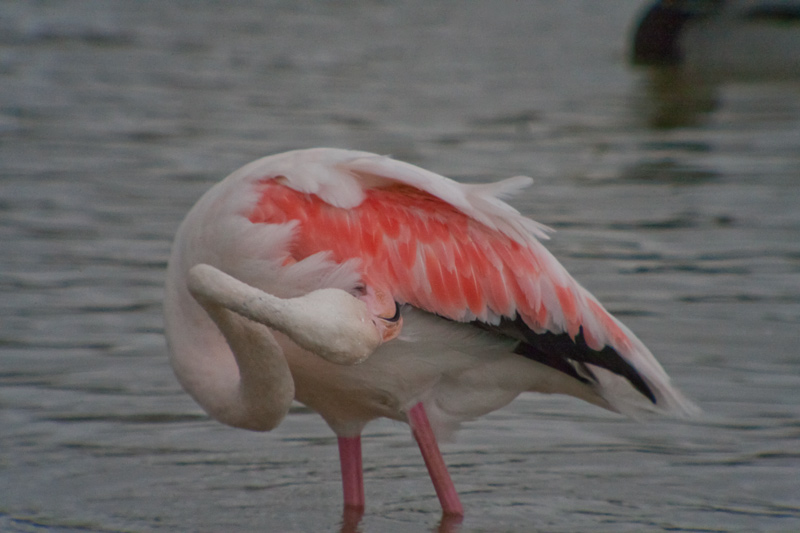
[358,284,403,344]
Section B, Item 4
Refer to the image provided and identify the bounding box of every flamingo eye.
[382,301,401,323]
[352,284,367,296]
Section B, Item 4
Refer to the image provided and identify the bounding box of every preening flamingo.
[164,148,697,517]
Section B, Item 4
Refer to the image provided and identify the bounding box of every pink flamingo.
[164,148,697,517]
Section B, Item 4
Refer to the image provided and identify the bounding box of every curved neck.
[164,274,295,432]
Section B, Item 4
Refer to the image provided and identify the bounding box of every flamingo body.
[164,148,696,515]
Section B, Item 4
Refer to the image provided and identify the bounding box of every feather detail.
[241,148,696,418]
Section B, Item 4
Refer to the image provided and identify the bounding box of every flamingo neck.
[165,273,295,432]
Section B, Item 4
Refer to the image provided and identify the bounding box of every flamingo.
[164,148,697,517]
[632,0,800,77]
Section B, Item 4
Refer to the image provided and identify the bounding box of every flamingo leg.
[408,402,464,516]
[337,435,365,510]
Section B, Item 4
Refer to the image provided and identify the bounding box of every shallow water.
[2,1,800,531]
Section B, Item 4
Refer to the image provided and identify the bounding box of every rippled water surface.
[2,1,800,531]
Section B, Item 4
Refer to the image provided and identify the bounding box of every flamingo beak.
[361,285,403,343]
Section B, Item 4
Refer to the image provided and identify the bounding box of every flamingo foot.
[340,504,364,533]
[408,402,464,516]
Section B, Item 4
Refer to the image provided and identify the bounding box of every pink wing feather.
[249,179,630,355]
[244,150,696,417]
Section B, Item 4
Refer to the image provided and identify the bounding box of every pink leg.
[408,402,464,516]
[337,435,365,510]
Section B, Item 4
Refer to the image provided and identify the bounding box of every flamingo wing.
[243,148,696,418]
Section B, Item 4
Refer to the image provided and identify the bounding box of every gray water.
[2,1,800,531]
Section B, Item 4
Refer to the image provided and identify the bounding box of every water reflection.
[340,506,364,533]
[633,70,719,128]
[339,507,463,533]
[619,157,718,185]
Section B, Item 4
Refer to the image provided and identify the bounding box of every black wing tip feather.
[478,316,658,405]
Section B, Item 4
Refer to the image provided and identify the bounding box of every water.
[2,1,799,531]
